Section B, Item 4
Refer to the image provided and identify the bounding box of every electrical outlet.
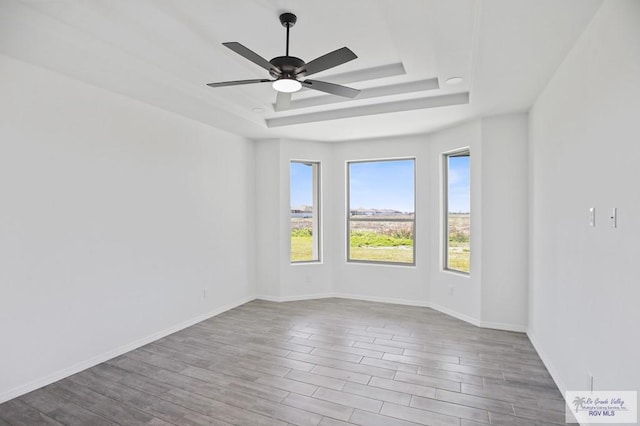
[203,288,207,299]
[448,285,455,296]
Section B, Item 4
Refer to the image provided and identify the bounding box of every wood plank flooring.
[0,298,571,425]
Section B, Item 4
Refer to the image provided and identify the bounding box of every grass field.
[291,228,314,262]
[447,213,470,272]
[349,219,414,263]
[350,245,413,263]
[291,214,469,269]
[291,217,414,263]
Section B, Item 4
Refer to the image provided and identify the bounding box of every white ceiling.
[0,0,602,142]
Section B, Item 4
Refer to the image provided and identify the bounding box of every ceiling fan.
[207,12,361,111]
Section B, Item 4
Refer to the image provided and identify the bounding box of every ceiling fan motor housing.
[269,56,305,79]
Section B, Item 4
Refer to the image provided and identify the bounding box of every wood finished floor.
[0,298,570,426]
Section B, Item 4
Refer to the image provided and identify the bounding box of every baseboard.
[429,302,482,327]
[0,295,253,404]
[333,292,431,308]
[527,330,568,395]
[254,293,335,303]
[527,329,578,423]
[429,302,527,333]
[479,320,528,333]
[256,293,525,333]
[256,292,431,308]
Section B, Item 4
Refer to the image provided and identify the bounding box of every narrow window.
[444,150,470,273]
[347,159,415,265]
[290,161,320,262]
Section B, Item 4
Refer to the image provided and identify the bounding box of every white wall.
[279,140,335,298]
[426,115,529,330]
[0,54,256,402]
[255,140,282,298]
[255,135,435,307]
[255,139,334,300]
[331,136,431,306]
[528,0,640,394]
[428,121,482,323]
[255,116,529,331]
[480,114,529,330]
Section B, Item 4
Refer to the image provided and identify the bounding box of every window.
[347,159,415,265]
[290,161,320,262]
[444,150,470,273]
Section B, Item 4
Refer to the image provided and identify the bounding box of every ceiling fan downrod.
[279,12,297,57]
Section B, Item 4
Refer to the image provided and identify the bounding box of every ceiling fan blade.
[207,79,272,88]
[296,47,357,77]
[302,80,360,98]
[275,91,292,111]
[223,42,280,75]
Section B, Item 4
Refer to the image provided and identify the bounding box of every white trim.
[0,295,253,404]
[334,293,430,308]
[429,302,527,332]
[527,330,577,423]
[257,293,431,308]
[527,330,568,395]
[479,320,527,333]
[258,293,526,333]
[429,302,482,327]
[255,293,335,303]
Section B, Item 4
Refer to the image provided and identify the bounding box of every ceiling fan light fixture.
[273,78,302,93]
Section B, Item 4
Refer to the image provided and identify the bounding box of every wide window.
[347,159,415,265]
[444,150,470,273]
[290,161,320,262]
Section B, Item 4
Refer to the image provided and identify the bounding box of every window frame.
[290,160,321,264]
[346,157,416,266]
[442,148,471,275]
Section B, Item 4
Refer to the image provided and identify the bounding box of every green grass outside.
[447,213,470,273]
[448,240,470,272]
[291,229,414,263]
[290,214,470,269]
[349,230,413,263]
[350,246,413,263]
[349,230,412,248]
[291,236,314,262]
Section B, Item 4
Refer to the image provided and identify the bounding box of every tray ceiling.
[0,0,602,141]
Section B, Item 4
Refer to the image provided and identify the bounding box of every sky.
[290,157,470,213]
[290,162,314,208]
[448,155,471,213]
[349,159,415,212]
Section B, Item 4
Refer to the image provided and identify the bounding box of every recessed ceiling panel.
[1,0,603,141]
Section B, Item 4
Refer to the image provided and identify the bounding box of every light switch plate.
[589,207,595,227]
[611,208,617,228]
